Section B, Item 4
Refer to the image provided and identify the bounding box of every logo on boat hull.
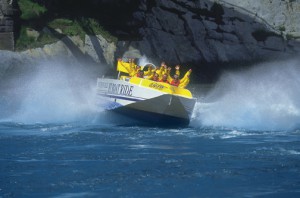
[98,81,134,96]
[149,82,165,90]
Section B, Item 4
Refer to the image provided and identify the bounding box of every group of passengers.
[118,58,192,89]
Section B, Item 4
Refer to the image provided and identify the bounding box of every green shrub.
[48,18,85,40]
[15,26,36,50]
[18,0,47,20]
[36,32,59,46]
[278,25,286,32]
[15,26,58,51]
[87,18,118,43]
[48,18,117,43]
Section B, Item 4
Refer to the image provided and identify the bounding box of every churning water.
[192,58,300,131]
[0,51,100,123]
[1,51,300,197]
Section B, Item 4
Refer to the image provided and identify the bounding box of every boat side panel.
[113,106,190,127]
[125,95,196,120]
[96,78,197,126]
[97,78,164,107]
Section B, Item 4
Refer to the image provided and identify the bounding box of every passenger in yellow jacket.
[178,69,192,88]
[166,65,180,85]
[166,65,192,88]
[129,58,137,72]
[144,64,155,77]
[133,66,145,78]
[117,58,141,77]
[156,61,168,79]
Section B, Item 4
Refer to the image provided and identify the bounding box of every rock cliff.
[124,0,300,67]
[221,0,300,38]
[7,0,300,82]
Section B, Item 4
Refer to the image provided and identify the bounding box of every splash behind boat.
[96,75,196,127]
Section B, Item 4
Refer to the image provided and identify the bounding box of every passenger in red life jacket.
[136,70,144,78]
[159,74,169,84]
[170,74,180,87]
[167,65,180,87]
[149,72,159,81]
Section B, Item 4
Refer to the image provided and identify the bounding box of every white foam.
[192,57,300,131]
[5,58,102,123]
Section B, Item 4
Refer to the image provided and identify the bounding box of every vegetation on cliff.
[18,0,47,20]
[16,0,118,51]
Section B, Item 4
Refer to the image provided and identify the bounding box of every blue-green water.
[1,52,300,197]
[1,122,300,197]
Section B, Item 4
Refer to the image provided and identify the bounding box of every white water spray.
[137,55,156,69]
[0,53,103,124]
[191,58,300,131]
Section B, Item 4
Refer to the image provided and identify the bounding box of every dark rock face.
[11,0,300,82]
[126,0,300,66]
[37,0,300,67]
[0,0,15,50]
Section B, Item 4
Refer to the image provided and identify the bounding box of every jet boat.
[96,62,196,126]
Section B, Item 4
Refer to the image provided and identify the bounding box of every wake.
[2,51,299,130]
[191,58,300,131]
[0,53,104,124]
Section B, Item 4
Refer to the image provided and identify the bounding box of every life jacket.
[151,77,159,81]
[159,79,169,84]
[170,79,180,87]
[136,72,144,78]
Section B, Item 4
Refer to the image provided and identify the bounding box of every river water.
[1,52,300,197]
[1,122,300,197]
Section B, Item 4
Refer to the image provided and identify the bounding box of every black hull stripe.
[97,94,145,102]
